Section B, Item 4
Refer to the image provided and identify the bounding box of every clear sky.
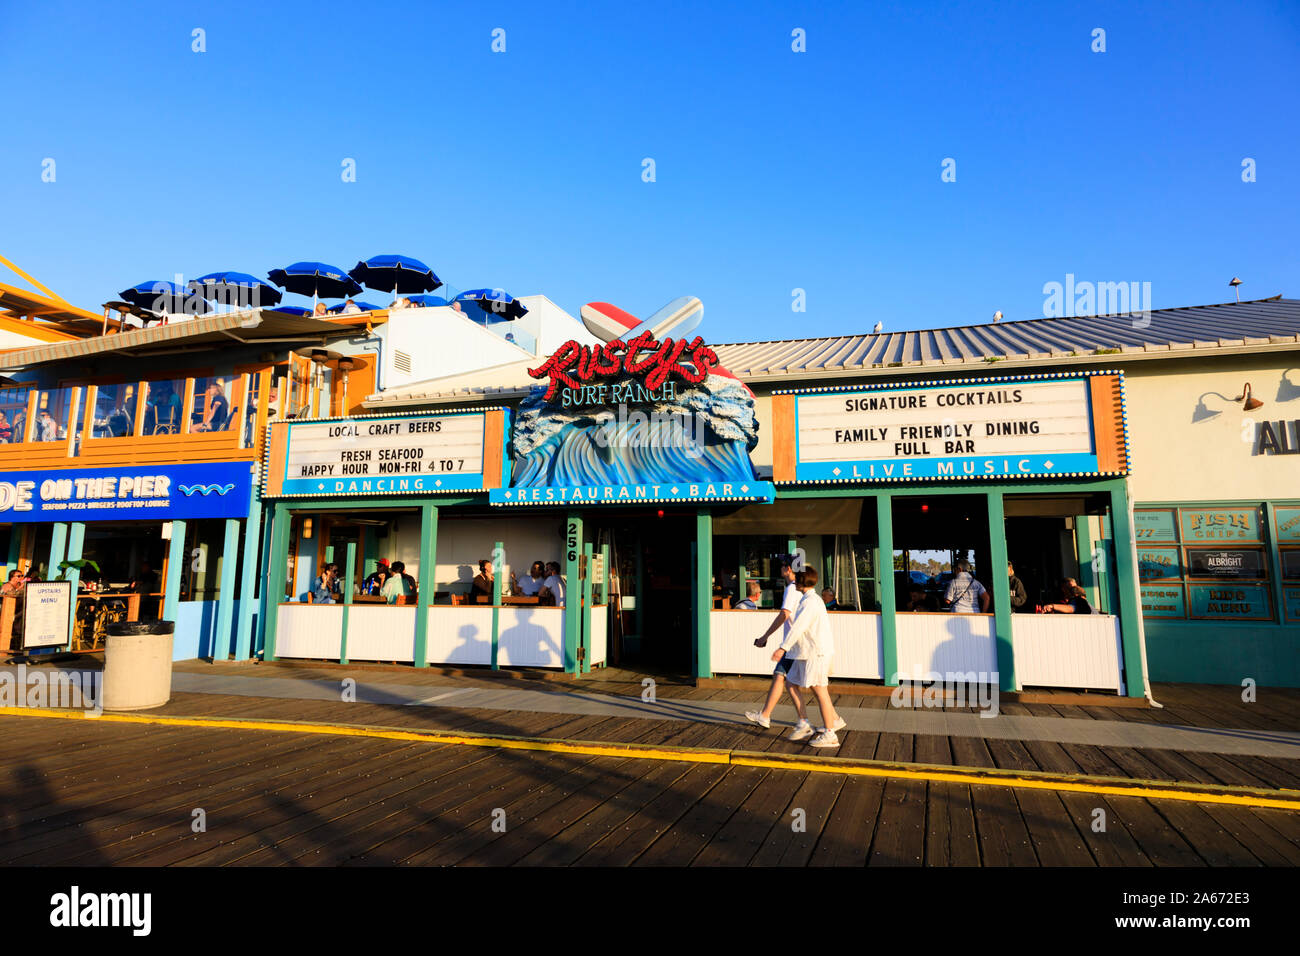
[2,0,1297,343]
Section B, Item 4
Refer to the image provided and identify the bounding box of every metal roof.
[365,296,1300,406]
[0,309,355,370]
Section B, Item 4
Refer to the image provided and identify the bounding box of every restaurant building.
[255,295,1300,692]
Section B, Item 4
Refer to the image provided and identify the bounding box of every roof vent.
[393,350,412,375]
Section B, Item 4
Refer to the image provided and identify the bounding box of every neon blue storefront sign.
[0,462,252,522]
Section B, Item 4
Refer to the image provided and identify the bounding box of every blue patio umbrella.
[119,281,211,316]
[455,288,529,320]
[348,254,442,299]
[406,294,450,308]
[325,300,383,314]
[190,271,283,309]
[271,305,313,316]
[267,261,363,304]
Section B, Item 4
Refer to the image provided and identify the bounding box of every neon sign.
[527,332,719,403]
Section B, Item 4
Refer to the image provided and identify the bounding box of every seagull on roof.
[872,321,883,333]
[993,310,1003,322]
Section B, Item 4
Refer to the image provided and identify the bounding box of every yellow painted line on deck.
[3,706,1299,811]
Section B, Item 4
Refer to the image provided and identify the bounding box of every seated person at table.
[471,559,494,600]
[382,560,413,604]
[538,561,565,607]
[735,580,762,610]
[191,381,230,432]
[510,560,546,597]
[1,570,24,597]
[35,410,58,442]
[821,588,840,610]
[0,412,12,443]
[144,382,182,434]
[900,585,931,612]
[311,563,340,604]
[362,559,390,595]
[313,302,328,316]
[1044,578,1093,614]
[340,299,362,315]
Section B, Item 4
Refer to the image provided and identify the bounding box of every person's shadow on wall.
[496,608,563,666]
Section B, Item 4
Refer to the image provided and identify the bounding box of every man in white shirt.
[511,560,546,597]
[944,559,990,614]
[744,557,811,737]
[771,568,845,747]
[539,560,565,606]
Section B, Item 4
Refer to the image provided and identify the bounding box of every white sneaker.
[809,730,840,748]
[744,711,771,729]
[827,716,847,732]
[787,720,814,741]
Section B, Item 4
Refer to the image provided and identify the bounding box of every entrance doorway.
[592,511,696,673]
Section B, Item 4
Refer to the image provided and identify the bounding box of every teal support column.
[696,510,713,678]
[339,541,356,665]
[490,539,503,670]
[875,495,898,684]
[413,503,437,668]
[1074,514,1101,610]
[48,522,68,579]
[235,497,263,660]
[1108,481,1147,698]
[62,523,86,648]
[324,544,335,564]
[163,520,186,623]
[362,526,377,575]
[581,542,594,674]
[563,513,583,674]
[985,492,1016,693]
[786,537,798,566]
[4,529,20,573]
[1264,502,1288,629]
[264,504,291,661]
[211,518,240,660]
[736,541,746,607]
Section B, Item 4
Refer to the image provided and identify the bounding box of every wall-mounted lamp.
[1235,382,1264,411]
[303,518,313,539]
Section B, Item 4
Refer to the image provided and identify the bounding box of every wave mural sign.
[0,462,252,522]
[773,370,1130,485]
[490,296,773,506]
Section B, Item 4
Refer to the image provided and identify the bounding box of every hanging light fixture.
[1235,382,1264,411]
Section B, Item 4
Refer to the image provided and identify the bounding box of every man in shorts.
[772,567,845,747]
[744,556,811,738]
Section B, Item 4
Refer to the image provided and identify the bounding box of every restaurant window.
[141,379,185,435]
[181,519,238,602]
[0,385,31,444]
[93,383,139,438]
[239,371,276,448]
[79,522,167,620]
[33,387,77,444]
[186,376,236,434]
[1136,505,1274,623]
[891,494,991,613]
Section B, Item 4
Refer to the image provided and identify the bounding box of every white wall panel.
[1013,615,1123,692]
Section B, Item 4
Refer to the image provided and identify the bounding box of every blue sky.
[2,0,1297,343]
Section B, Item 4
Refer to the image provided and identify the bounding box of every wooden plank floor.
[1,715,1298,867]
[138,690,1300,790]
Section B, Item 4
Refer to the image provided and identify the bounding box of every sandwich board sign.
[23,581,72,649]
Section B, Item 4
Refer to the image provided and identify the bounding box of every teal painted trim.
[362,526,377,575]
[563,514,583,674]
[581,542,594,674]
[777,481,1119,499]
[47,523,68,581]
[163,520,186,624]
[736,540,746,608]
[632,531,644,640]
[875,494,898,684]
[1107,483,1147,698]
[1263,503,1288,626]
[413,503,437,668]
[5,529,20,568]
[490,539,503,670]
[697,511,713,678]
[263,496,480,511]
[1074,514,1099,610]
[234,497,263,660]
[339,541,356,665]
[985,492,1016,692]
[264,504,291,662]
[786,537,797,561]
[62,523,85,647]
[212,518,240,660]
[324,545,335,564]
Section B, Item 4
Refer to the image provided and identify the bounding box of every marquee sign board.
[262,409,509,498]
[773,371,1129,484]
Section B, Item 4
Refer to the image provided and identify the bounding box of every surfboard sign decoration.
[580,295,704,343]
